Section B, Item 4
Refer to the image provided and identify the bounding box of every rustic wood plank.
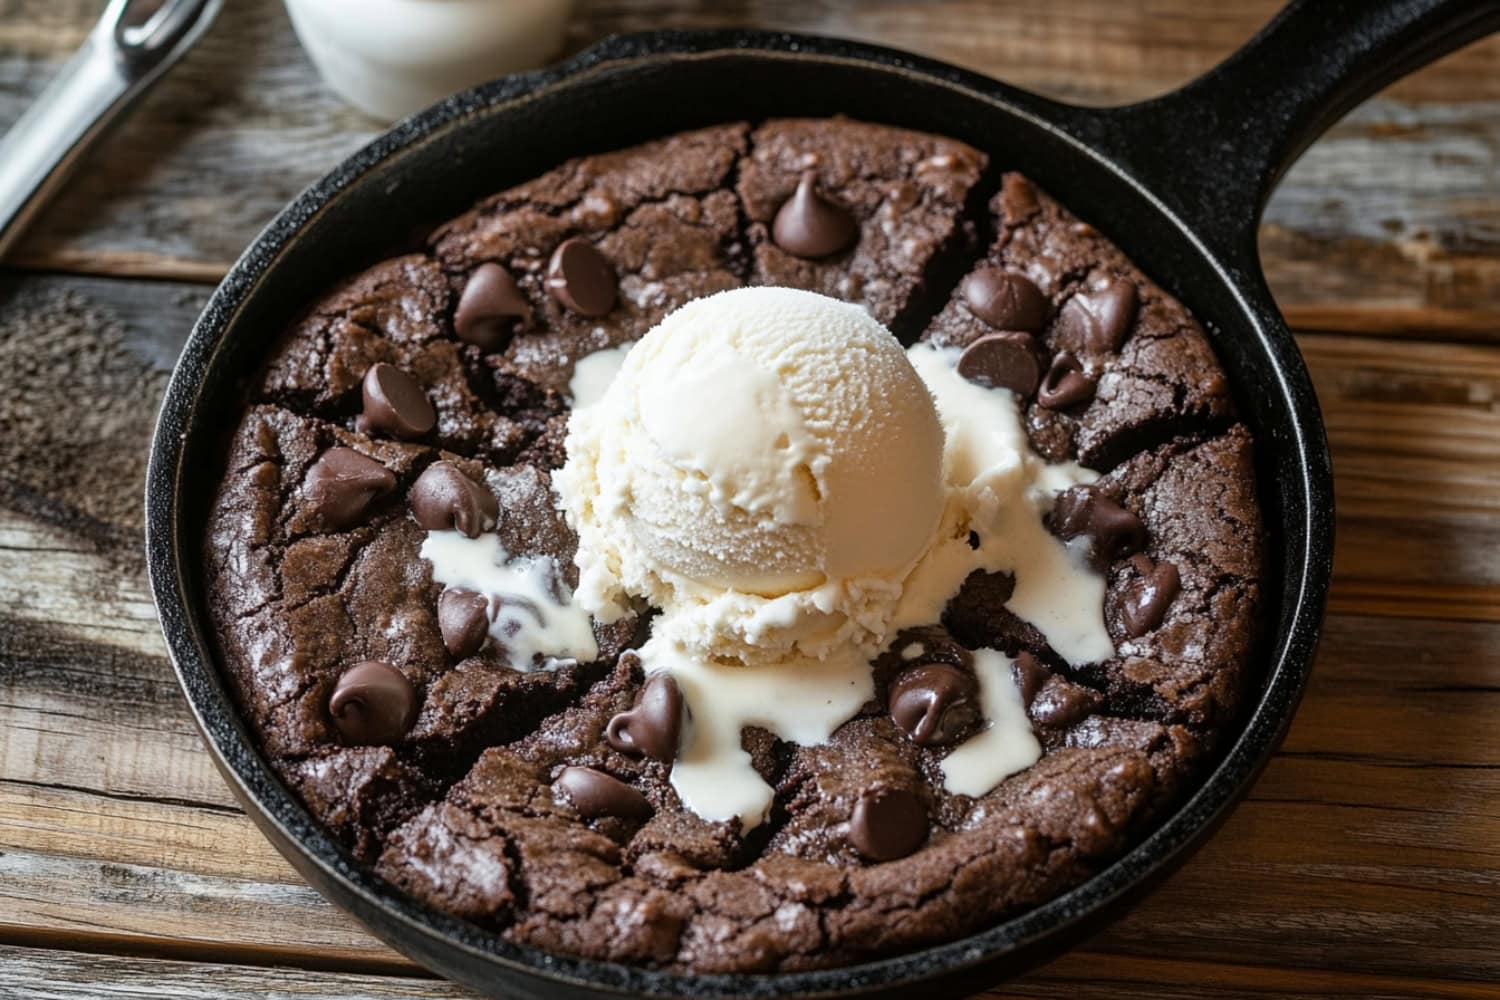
[0,274,228,809]
[0,782,266,883]
[567,0,1500,106]
[1263,96,1500,338]
[0,602,237,811]
[0,849,410,972]
[1303,335,1500,621]
[0,945,454,998]
[992,954,1500,1000]
[0,0,1497,336]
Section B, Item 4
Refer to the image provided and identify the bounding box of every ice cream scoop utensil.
[0,0,222,260]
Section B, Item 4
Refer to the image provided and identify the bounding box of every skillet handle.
[1077,0,1500,269]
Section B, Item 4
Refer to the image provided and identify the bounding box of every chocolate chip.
[1037,352,1097,410]
[1012,650,1050,707]
[888,663,980,747]
[438,587,490,658]
[1090,499,1148,561]
[1121,555,1181,637]
[961,267,1048,332]
[605,673,684,763]
[956,331,1041,397]
[1052,486,1147,562]
[304,447,397,531]
[1090,280,1139,351]
[849,787,928,862]
[546,238,617,317]
[999,173,1040,220]
[554,766,652,820]
[455,262,531,349]
[328,660,416,745]
[410,461,497,538]
[357,363,435,440]
[1030,679,1100,728]
[772,171,858,259]
[1057,279,1139,354]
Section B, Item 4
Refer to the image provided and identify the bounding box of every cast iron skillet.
[146,1,1499,996]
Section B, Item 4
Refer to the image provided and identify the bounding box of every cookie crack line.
[444,181,741,250]
[887,155,1008,346]
[1084,411,1240,476]
[720,138,755,286]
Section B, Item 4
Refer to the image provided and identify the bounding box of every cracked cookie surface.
[203,121,1263,973]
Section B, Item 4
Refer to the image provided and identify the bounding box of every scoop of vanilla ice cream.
[555,287,945,664]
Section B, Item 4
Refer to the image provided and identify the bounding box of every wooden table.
[2,2,1498,997]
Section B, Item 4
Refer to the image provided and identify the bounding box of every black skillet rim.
[145,29,1332,999]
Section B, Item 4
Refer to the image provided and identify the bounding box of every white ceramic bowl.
[284,0,575,121]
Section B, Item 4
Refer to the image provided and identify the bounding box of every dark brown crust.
[430,124,750,396]
[923,174,1236,469]
[202,123,1262,972]
[738,118,986,333]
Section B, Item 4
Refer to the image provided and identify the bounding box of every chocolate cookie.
[204,120,1262,974]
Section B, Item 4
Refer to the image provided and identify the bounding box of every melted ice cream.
[568,343,632,411]
[548,323,1112,827]
[420,530,598,670]
[904,343,1113,666]
[939,648,1042,797]
[638,636,872,829]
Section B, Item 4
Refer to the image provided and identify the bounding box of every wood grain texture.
[0,946,451,999]
[2,1,1499,996]
[0,0,1496,336]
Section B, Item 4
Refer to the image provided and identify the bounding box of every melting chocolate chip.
[1121,554,1181,637]
[1030,679,1100,728]
[546,238,617,317]
[437,587,490,659]
[357,363,435,440]
[956,331,1041,397]
[888,663,981,747]
[605,673,684,763]
[1090,500,1148,560]
[304,447,397,531]
[555,766,652,820]
[410,461,497,538]
[1051,486,1147,562]
[1012,650,1050,707]
[772,171,858,259]
[328,660,416,745]
[1037,352,1097,410]
[455,262,531,349]
[849,787,928,862]
[1057,279,1139,354]
[961,267,1048,332]
[999,173,1040,220]
[1090,279,1139,351]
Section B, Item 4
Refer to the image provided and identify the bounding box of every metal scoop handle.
[0,0,222,261]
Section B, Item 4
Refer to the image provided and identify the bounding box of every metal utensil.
[0,0,222,260]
